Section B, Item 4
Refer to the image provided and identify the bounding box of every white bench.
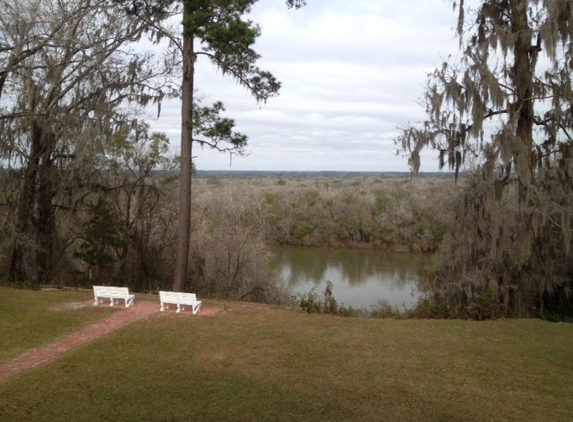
[159,291,202,314]
[93,286,135,308]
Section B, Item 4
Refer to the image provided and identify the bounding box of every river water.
[270,247,429,310]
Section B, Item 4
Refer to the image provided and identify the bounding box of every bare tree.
[71,121,178,290]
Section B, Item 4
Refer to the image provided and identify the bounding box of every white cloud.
[147,0,463,172]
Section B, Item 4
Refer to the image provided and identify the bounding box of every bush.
[297,280,338,314]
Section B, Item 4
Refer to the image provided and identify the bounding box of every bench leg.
[176,303,181,313]
[160,302,165,312]
[109,298,114,306]
[94,297,99,306]
[125,296,134,308]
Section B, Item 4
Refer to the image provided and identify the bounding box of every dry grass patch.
[0,287,119,363]
[0,297,572,421]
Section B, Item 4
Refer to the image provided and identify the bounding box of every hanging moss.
[399,0,573,319]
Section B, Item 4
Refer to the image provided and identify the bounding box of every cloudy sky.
[147,0,464,172]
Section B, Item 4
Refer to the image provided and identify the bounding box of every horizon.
[147,0,463,173]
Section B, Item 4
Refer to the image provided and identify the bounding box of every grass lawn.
[0,286,118,364]
[1,289,572,421]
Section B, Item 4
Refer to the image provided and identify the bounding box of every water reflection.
[270,247,429,310]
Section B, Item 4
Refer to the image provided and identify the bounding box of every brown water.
[270,246,429,310]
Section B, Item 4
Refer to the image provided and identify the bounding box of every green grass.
[0,286,118,363]
[1,289,573,421]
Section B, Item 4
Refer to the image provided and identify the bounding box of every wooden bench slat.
[159,291,202,314]
[93,286,134,308]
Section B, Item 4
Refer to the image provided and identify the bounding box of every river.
[270,246,429,310]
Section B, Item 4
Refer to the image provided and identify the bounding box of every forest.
[1,0,573,320]
[0,166,456,303]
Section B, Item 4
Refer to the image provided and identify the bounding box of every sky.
[146,0,464,172]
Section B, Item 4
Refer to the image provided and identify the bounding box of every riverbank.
[1,287,572,421]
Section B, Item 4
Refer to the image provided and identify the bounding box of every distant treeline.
[194,176,457,253]
[194,170,456,180]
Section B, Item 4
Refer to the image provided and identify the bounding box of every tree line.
[234,177,455,252]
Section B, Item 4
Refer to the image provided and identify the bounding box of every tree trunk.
[9,122,43,284]
[173,6,195,292]
[35,129,57,285]
[36,156,56,285]
[511,0,535,177]
[11,119,59,286]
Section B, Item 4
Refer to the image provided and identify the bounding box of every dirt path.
[0,300,223,384]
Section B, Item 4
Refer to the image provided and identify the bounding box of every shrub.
[297,280,338,314]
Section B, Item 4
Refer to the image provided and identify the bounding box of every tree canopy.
[0,0,174,285]
[399,0,573,319]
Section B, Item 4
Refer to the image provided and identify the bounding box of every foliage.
[0,166,455,305]
[0,0,300,296]
[193,2,280,100]
[297,286,321,313]
[286,0,306,8]
[73,199,125,281]
[187,188,290,304]
[366,299,407,319]
[297,280,338,314]
[398,0,573,318]
[227,176,457,251]
[101,122,178,292]
[193,101,248,155]
[0,0,174,286]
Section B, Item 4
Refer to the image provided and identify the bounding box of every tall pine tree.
[120,0,287,291]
